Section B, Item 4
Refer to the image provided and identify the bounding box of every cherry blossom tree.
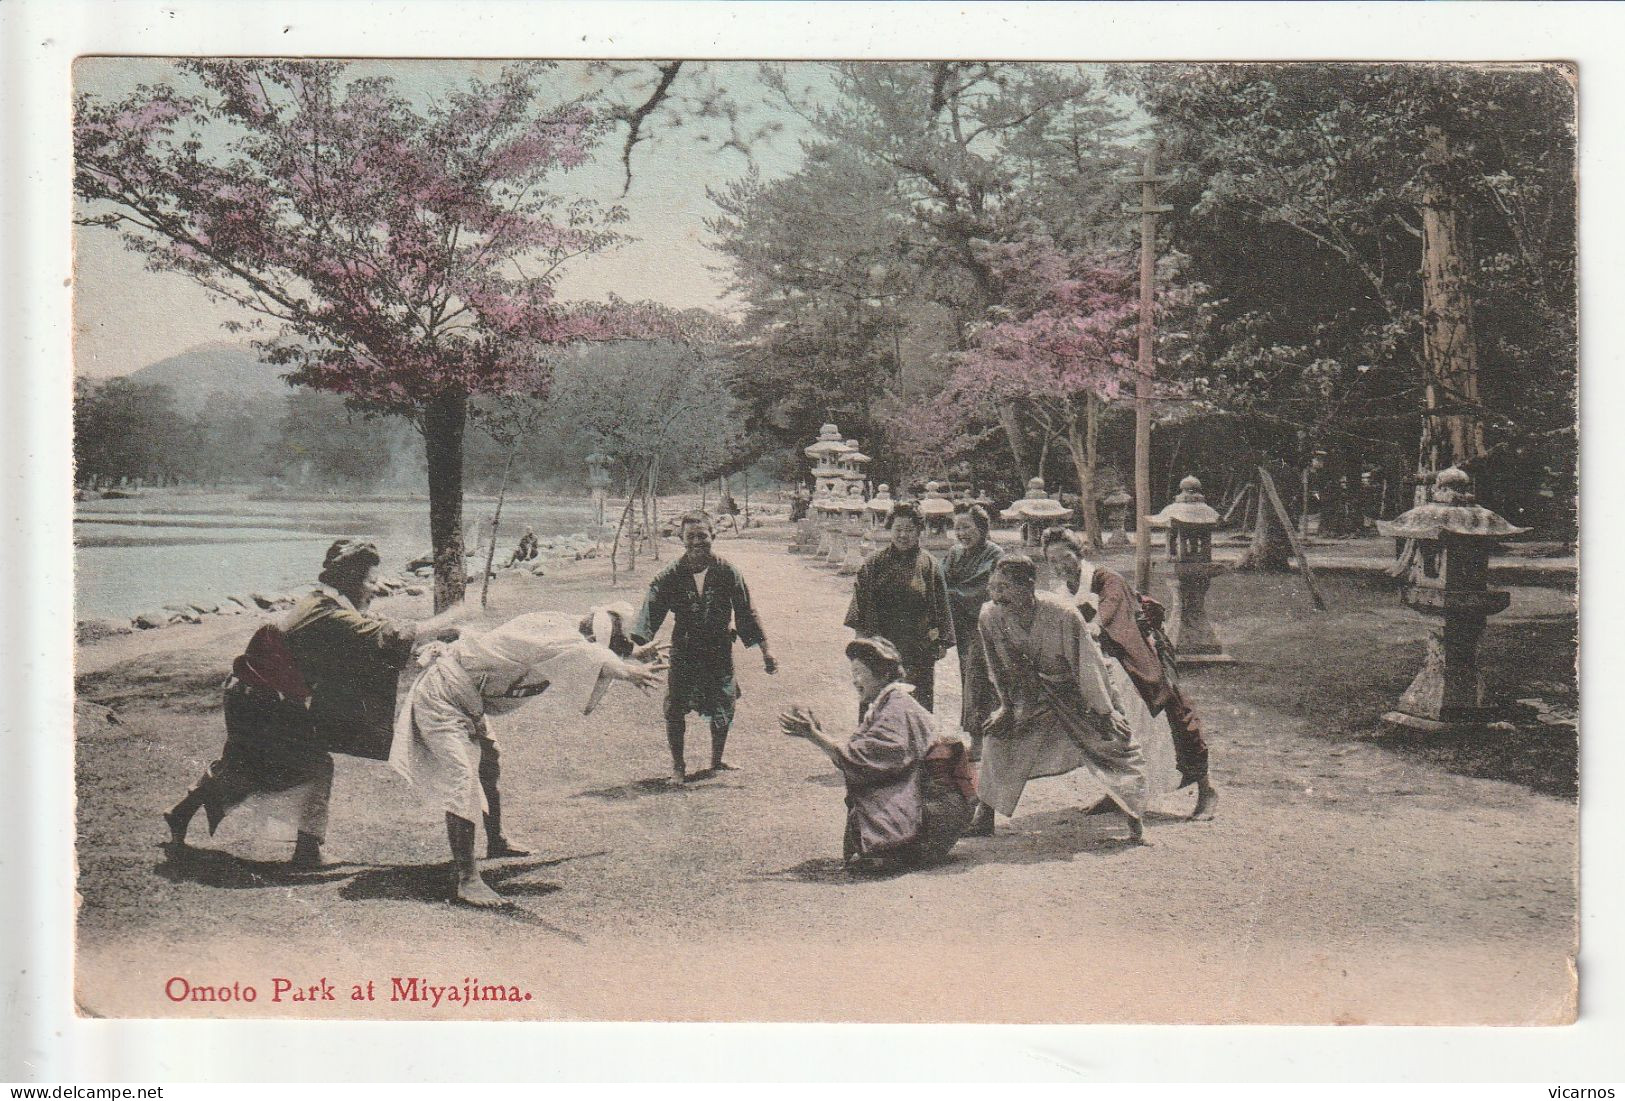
[75,60,676,608]
[949,237,1140,546]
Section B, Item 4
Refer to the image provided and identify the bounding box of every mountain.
[123,341,307,415]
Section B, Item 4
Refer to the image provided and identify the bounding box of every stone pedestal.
[1382,589,1510,732]
[1104,489,1133,547]
[1170,561,1236,666]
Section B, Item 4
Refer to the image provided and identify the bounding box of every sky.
[71,58,829,378]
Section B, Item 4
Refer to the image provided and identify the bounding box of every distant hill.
[123,342,307,415]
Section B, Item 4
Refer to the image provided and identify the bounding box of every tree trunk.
[479,448,516,609]
[1064,400,1103,549]
[609,465,645,585]
[996,401,1032,484]
[423,388,469,612]
[1084,393,1102,547]
[1420,124,1487,471]
[649,454,661,560]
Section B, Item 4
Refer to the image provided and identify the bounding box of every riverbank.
[73,521,1576,1023]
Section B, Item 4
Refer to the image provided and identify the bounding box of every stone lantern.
[917,480,956,547]
[1103,487,1134,547]
[833,483,868,571]
[797,424,849,555]
[839,440,871,501]
[1000,477,1073,547]
[585,450,611,527]
[805,423,853,500]
[1375,466,1529,732]
[1149,475,1234,666]
[866,483,895,529]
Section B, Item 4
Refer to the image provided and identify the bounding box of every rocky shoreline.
[75,527,614,645]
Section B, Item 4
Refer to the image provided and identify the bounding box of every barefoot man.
[969,555,1150,843]
[632,512,778,784]
[1041,527,1219,820]
[392,605,664,906]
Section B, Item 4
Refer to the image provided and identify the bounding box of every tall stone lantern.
[805,423,853,500]
[1149,475,1235,666]
[1375,466,1528,732]
[800,424,851,555]
[1103,486,1134,547]
[585,450,611,526]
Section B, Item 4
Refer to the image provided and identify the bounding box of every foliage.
[548,336,747,493]
[1132,62,1576,529]
[712,63,1138,482]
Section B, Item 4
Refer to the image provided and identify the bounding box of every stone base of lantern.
[1170,563,1237,667]
[1381,619,1501,733]
[839,539,866,575]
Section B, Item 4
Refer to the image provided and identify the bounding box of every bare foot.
[163,810,189,847]
[1126,815,1147,845]
[1190,782,1219,821]
[1082,796,1117,817]
[289,852,327,871]
[670,764,687,786]
[710,761,740,772]
[454,873,506,908]
[486,837,532,859]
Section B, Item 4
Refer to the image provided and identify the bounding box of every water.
[74,490,601,621]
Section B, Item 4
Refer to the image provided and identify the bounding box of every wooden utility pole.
[1122,149,1174,592]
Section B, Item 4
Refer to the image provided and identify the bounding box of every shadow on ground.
[572,773,747,800]
[338,852,606,905]
[754,808,1188,884]
[154,844,358,888]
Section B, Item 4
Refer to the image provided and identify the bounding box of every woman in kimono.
[779,636,974,874]
[163,539,465,868]
[391,604,664,907]
[941,505,1003,760]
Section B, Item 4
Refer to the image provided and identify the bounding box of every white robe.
[390,612,637,822]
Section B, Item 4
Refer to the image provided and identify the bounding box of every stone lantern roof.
[1149,475,1220,527]
[1001,477,1072,522]
[917,480,955,518]
[866,485,896,515]
[805,423,852,461]
[1103,486,1133,507]
[1376,467,1530,541]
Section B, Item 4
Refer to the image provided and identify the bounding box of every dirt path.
[73,528,1577,1023]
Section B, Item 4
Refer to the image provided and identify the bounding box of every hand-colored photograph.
[70,57,1577,1023]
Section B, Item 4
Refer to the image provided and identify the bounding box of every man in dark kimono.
[844,503,956,712]
[633,512,777,784]
[1042,526,1218,820]
[164,539,466,868]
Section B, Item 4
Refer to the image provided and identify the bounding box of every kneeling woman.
[391,605,664,907]
[780,637,974,874]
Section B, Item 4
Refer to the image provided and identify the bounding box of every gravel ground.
[72,527,1577,1023]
